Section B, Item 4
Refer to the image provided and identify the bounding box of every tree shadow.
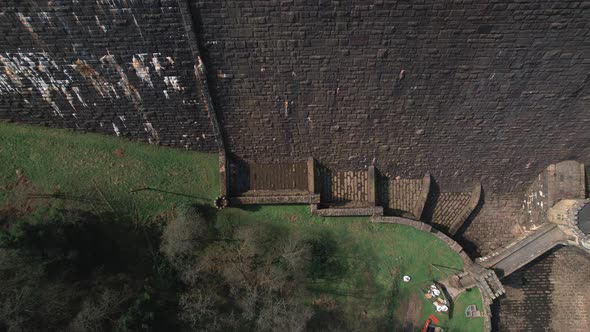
[234,205,262,213]
[2,208,162,278]
[307,230,349,280]
[129,187,209,201]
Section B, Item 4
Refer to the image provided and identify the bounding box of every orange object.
[429,314,439,324]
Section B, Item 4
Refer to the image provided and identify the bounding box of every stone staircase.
[477,223,570,278]
[476,270,506,300]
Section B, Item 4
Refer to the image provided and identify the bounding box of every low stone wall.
[370,215,493,332]
[228,193,320,205]
[311,205,382,217]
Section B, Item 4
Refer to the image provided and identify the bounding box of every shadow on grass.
[1,207,161,277]
[303,228,399,330]
[130,187,209,201]
[233,204,262,213]
[308,230,349,279]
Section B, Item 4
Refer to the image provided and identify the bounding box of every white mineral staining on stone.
[97,0,141,8]
[196,56,205,75]
[132,55,153,87]
[163,90,169,99]
[166,57,175,65]
[38,12,51,23]
[0,72,16,94]
[112,123,120,136]
[95,16,107,33]
[131,14,144,40]
[17,13,39,41]
[151,54,162,75]
[73,13,81,25]
[101,54,140,106]
[62,86,77,111]
[118,116,127,128]
[71,87,87,107]
[164,76,183,91]
[0,52,81,117]
[143,122,159,144]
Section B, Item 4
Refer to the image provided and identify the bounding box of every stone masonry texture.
[2,1,590,331]
[0,0,217,151]
[493,246,590,332]
[193,0,590,197]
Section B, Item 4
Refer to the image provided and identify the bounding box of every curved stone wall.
[371,215,493,331]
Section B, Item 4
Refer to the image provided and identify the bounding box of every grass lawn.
[217,205,477,330]
[0,123,219,219]
[417,284,485,331]
[0,122,484,331]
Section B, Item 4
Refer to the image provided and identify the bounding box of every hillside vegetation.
[0,123,483,331]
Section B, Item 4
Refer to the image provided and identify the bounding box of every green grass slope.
[0,122,483,331]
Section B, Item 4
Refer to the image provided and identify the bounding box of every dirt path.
[394,293,423,332]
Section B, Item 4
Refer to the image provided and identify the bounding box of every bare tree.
[68,289,129,332]
[160,205,209,268]
[0,249,71,332]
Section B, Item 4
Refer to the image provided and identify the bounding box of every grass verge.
[0,123,219,219]
[0,123,483,330]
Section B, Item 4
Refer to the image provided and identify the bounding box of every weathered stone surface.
[494,246,590,332]
[2,1,590,330]
[0,1,217,152]
[193,0,590,198]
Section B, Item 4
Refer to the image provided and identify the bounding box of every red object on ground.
[422,319,431,332]
[429,314,440,324]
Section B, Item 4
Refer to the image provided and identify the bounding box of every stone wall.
[318,168,369,204]
[2,2,590,330]
[0,0,217,152]
[493,246,590,331]
[193,0,590,196]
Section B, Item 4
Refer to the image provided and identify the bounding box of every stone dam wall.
[1,1,590,331]
[194,0,590,196]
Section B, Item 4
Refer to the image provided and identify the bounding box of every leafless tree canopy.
[161,207,313,332]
